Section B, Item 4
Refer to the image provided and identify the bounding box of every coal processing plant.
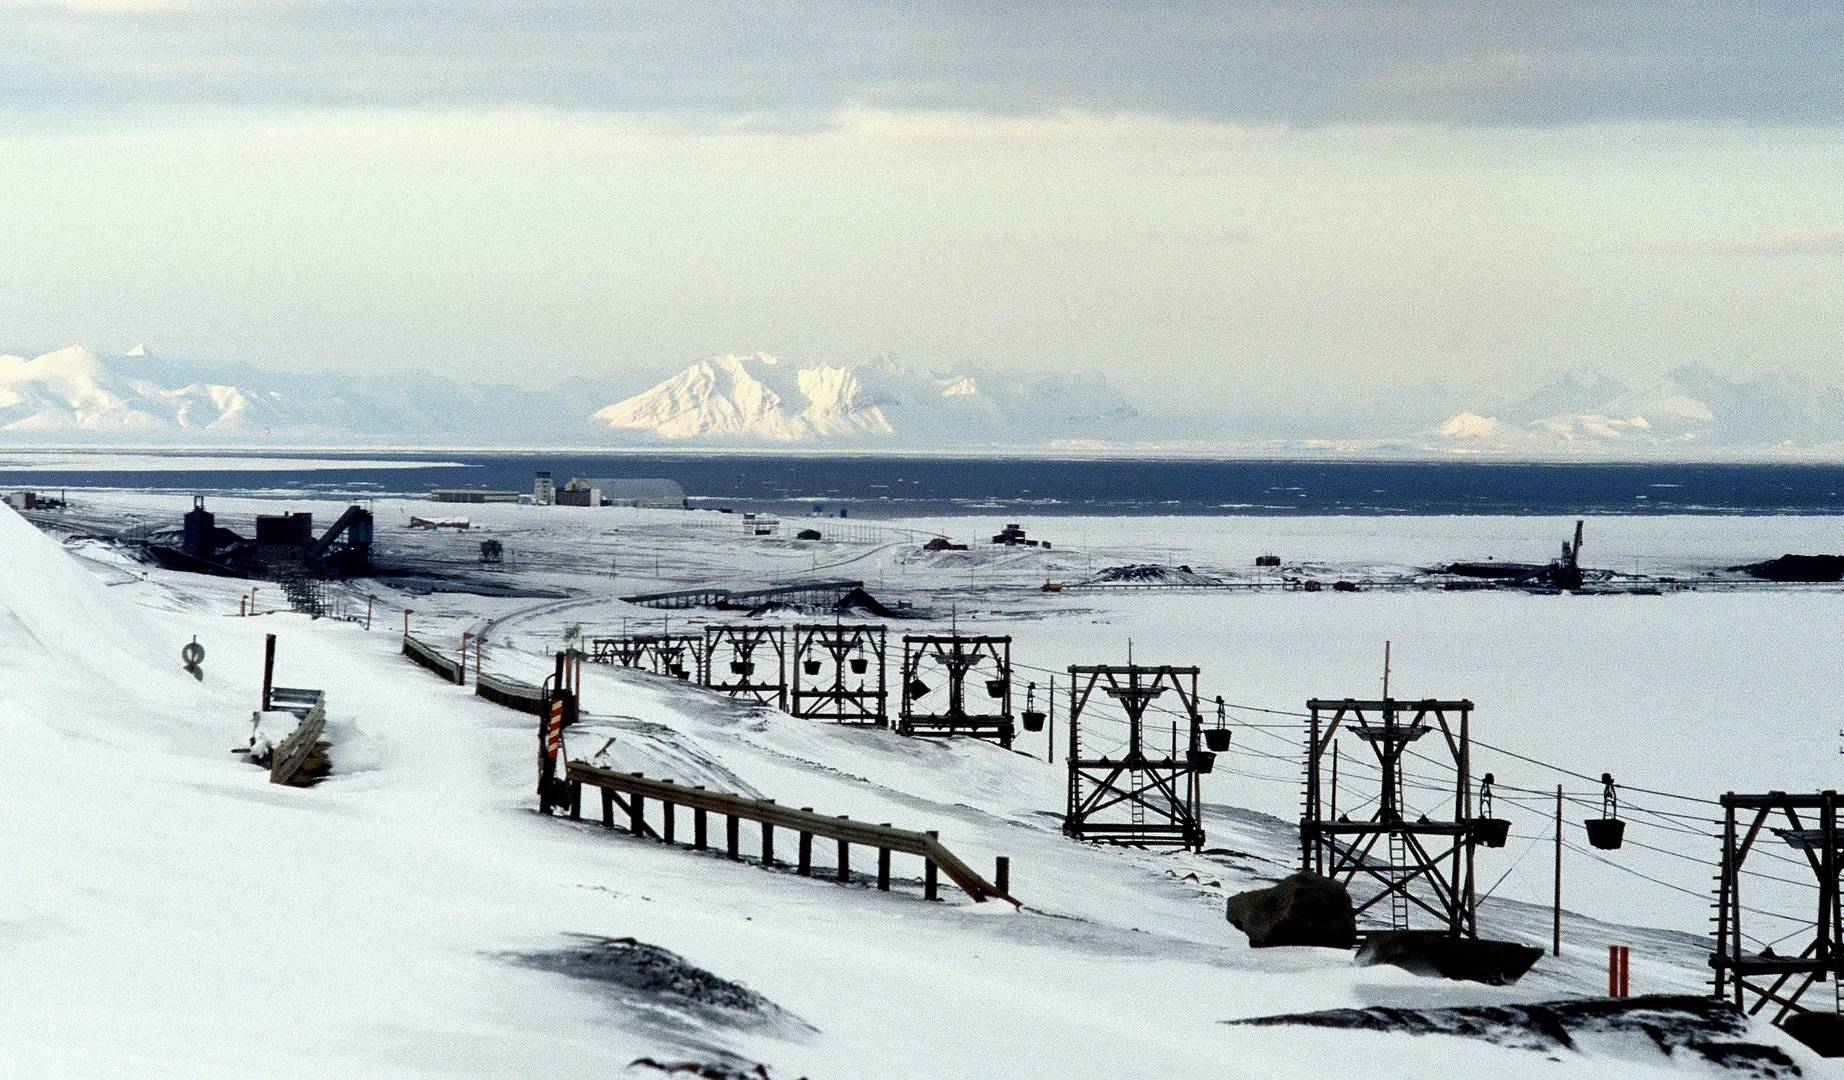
[150,496,375,579]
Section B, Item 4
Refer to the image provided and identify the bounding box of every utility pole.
[1048,675,1056,765]
[1553,784,1563,957]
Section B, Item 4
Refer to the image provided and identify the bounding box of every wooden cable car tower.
[701,624,788,707]
[1300,695,1482,938]
[588,631,702,680]
[897,632,1015,746]
[1062,662,1207,851]
[789,622,887,724]
[1712,790,1841,1025]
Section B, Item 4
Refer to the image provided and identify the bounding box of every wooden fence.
[403,634,463,684]
[560,761,1016,905]
[267,686,326,786]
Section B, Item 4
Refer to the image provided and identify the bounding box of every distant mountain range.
[0,345,1142,448]
[593,352,1138,445]
[1419,367,1844,457]
[2,344,1842,459]
[0,345,579,443]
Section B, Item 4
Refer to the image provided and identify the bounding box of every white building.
[556,477,687,509]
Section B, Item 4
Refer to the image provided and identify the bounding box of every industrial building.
[163,497,373,576]
[532,471,555,506]
[429,489,520,504]
[555,477,687,509]
[992,523,1049,548]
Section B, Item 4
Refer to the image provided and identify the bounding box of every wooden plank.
[270,693,327,785]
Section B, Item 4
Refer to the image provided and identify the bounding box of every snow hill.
[594,352,1140,445]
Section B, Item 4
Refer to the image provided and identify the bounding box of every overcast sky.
[1,2,1839,404]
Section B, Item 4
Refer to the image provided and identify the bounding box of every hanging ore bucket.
[849,656,868,674]
[907,678,930,699]
[730,660,755,676]
[1584,772,1625,850]
[986,677,1009,698]
[1473,772,1510,847]
[667,662,687,680]
[803,659,824,676]
[1204,695,1232,752]
[1021,682,1046,732]
[1188,749,1217,773]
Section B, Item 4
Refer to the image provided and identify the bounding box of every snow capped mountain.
[17,342,1844,458]
[594,353,894,441]
[0,345,281,434]
[0,344,1138,448]
[0,344,599,444]
[1426,366,1844,456]
[594,352,1138,445]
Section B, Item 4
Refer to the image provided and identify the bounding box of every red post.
[239,597,247,617]
[475,635,484,682]
[460,632,471,683]
[402,609,411,638]
[1608,945,1630,997]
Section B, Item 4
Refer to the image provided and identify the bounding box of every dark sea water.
[6,450,1844,518]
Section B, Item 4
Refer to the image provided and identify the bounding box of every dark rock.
[1733,554,1844,582]
[1357,930,1542,985]
[1231,994,1801,1078]
[1224,872,1356,949]
[503,934,807,1033]
[629,1058,778,1079]
[1782,1011,1844,1058]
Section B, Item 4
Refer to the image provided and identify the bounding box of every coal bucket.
[1584,818,1625,850]
[1473,818,1511,848]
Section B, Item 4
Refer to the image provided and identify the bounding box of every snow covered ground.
[3,490,1837,1077]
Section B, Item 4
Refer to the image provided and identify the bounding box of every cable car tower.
[1711,790,1841,1026]
[1301,695,1482,938]
[701,624,788,707]
[1063,662,1207,851]
[789,622,887,724]
[898,632,1014,746]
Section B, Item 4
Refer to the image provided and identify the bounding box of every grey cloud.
[1,1,1840,126]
